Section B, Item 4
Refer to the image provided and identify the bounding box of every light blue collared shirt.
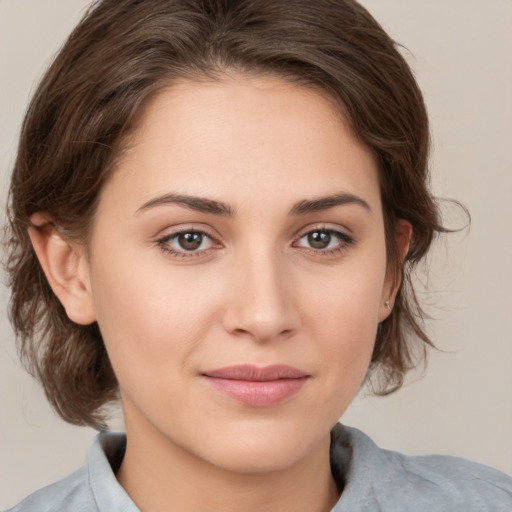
[6,424,512,511]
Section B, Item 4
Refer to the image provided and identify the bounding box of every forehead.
[104,74,381,214]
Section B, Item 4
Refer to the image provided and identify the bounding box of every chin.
[190,418,330,474]
[209,442,308,474]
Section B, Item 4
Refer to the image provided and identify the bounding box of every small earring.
[384,301,392,311]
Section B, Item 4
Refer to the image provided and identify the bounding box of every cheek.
[311,284,379,375]
[88,254,220,384]
[299,251,386,394]
[304,293,378,422]
[303,251,387,337]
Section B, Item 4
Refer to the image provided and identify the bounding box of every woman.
[3,0,512,510]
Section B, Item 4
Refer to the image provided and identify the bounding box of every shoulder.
[4,466,94,512]
[332,424,512,511]
[4,431,133,512]
[385,448,512,510]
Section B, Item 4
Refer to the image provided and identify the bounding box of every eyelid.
[292,224,356,253]
[154,223,219,242]
[154,225,223,259]
[293,222,354,241]
[153,222,355,260]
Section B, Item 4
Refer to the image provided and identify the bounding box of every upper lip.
[202,364,309,381]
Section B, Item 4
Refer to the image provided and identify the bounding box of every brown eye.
[157,230,214,255]
[295,228,355,253]
[307,231,331,249]
[178,232,204,251]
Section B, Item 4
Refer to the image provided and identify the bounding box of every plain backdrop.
[1,0,511,508]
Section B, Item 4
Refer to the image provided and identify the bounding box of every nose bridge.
[223,240,298,341]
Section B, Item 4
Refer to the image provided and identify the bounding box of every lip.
[201,364,310,407]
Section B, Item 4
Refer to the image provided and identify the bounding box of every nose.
[222,249,299,343]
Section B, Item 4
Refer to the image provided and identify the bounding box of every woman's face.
[83,75,395,472]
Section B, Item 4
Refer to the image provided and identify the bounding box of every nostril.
[230,326,295,342]
[232,328,250,337]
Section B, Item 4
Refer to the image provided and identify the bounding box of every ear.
[28,212,96,325]
[378,219,413,322]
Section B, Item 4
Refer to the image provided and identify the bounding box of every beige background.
[1,0,511,508]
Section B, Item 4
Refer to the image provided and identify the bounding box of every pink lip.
[201,365,310,407]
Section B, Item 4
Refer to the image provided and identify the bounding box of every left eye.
[162,231,213,252]
[295,229,351,250]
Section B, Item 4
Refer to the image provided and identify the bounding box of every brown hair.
[5,0,447,429]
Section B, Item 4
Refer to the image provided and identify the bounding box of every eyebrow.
[136,193,235,216]
[289,192,372,216]
[136,191,371,217]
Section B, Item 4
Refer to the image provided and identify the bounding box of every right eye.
[156,229,217,258]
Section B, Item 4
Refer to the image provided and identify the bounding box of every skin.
[30,75,410,512]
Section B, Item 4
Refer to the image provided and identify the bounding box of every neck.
[116,414,340,512]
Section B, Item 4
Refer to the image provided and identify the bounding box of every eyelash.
[155,226,355,259]
[293,227,355,256]
[155,229,219,259]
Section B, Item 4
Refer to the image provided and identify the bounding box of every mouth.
[201,364,310,407]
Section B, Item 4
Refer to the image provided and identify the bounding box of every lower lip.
[203,376,309,407]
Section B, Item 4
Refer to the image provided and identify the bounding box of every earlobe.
[379,219,413,321]
[28,213,96,325]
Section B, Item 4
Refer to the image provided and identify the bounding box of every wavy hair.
[5,0,448,429]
